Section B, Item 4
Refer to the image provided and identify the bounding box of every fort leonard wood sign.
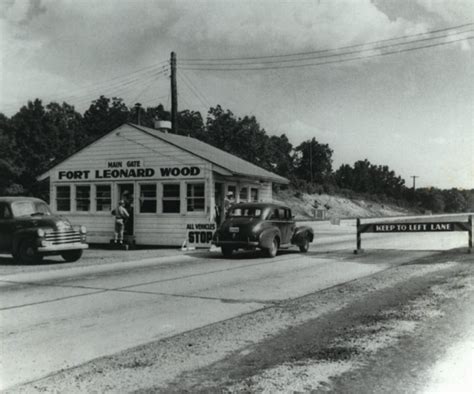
[355,216,473,254]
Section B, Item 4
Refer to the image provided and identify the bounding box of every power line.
[180,28,471,69]
[179,71,212,109]
[179,35,473,71]
[51,67,170,103]
[131,70,171,105]
[181,23,473,63]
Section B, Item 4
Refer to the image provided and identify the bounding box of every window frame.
[95,184,112,213]
[75,184,91,212]
[162,182,181,214]
[139,183,158,214]
[250,187,259,202]
[56,185,71,212]
[239,186,248,202]
[186,182,205,213]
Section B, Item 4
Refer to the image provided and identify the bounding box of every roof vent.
[154,119,172,132]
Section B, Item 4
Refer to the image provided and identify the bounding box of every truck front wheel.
[61,250,83,262]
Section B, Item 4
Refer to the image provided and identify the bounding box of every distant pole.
[134,103,142,125]
[170,51,177,134]
[411,175,419,190]
[309,142,313,183]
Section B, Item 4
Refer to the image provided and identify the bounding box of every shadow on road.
[0,255,70,266]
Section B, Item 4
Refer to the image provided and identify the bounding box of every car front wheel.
[61,249,83,262]
[299,237,310,253]
[265,237,279,258]
[19,239,43,264]
[222,246,234,258]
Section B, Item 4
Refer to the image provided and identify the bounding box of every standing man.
[224,191,235,217]
[113,200,129,244]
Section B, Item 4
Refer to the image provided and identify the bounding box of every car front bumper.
[37,242,89,253]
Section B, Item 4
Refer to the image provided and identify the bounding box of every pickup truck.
[0,196,88,264]
[213,202,314,258]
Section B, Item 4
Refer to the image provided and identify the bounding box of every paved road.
[0,219,470,390]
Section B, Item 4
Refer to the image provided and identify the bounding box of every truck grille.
[45,230,82,245]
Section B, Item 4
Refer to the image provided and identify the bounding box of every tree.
[204,106,274,170]
[294,138,333,184]
[9,99,55,188]
[268,134,294,178]
[443,188,468,212]
[416,188,445,213]
[45,102,86,160]
[83,96,129,141]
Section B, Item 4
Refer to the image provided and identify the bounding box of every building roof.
[38,123,289,184]
[130,123,289,184]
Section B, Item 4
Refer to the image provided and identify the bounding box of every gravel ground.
[8,249,473,393]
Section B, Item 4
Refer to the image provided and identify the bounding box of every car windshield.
[11,201,52,217]
[229,207,262,218]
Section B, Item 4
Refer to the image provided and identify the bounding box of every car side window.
[269,209,279,220]
[0,204,12,219]
[278,208,286,220]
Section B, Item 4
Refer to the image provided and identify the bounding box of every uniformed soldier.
[113,200,130,244]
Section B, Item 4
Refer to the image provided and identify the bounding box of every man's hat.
[226,191,233,196]
[119,200,125,205]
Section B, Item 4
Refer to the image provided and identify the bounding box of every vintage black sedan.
[0,197,88,264]
[213,203,314,258]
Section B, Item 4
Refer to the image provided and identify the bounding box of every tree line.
[0,96,472,213]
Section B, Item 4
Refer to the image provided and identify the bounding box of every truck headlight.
[80,225,87,234]
[37,228,45,237]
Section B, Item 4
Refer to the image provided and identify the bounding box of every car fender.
[292,226,314,245]
[259,228,281,249]
[12,228,39,254]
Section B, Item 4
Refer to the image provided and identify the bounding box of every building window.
[76,185,90,212]
[187,183,205,212]
[239,187,248,202]
[56,185,71,211]
[227,185,236,198]
[251,188,259,202]
[162,184,180,213]
[140,184,157,213]
[96,185,111,212]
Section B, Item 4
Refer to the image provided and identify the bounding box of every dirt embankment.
[274,189,413,220]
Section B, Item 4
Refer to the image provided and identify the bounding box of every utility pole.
[411,175,419,190]
[170,51,177,134]
[309,141,313,183]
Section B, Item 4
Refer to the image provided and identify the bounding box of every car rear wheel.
[266,237,279,258]
[222,246,234,258]
[61,249,83,262]
[299,237,310,253]
[19,239,42,265]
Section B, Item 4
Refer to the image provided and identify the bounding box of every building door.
[118,183,134,236]
[214,182,223,224]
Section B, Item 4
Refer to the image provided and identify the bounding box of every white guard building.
[38,123,289,247]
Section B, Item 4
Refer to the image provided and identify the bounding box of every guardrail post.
[354,218,362,254]
[469,215,472,254]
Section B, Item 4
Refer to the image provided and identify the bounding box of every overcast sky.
[1,0,472,189]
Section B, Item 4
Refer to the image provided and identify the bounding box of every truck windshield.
[11,201,52,217]
[229,207,262,217]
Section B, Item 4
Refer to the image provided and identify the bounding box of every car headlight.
[251,223,263,234]
[37,228,45,237]
[80,225,87,234]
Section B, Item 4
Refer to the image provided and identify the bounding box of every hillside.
[273,189,414,221]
